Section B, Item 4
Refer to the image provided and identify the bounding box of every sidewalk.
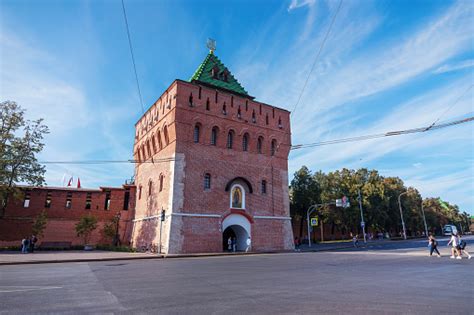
[1,237,447,266]
[0,249,294,266]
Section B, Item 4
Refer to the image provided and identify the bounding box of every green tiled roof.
[189,52,249,96]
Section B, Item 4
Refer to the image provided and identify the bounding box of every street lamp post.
[398,191,408,240]
[358,189,367,243]
[420,200,429,237]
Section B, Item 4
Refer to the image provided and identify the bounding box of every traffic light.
[160,209,166,222]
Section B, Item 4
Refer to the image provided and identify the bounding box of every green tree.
[0,101,49,217]
[31,210,48,238]
[75,214,98,245]
[102,216,119,245]
[290,166,320,238]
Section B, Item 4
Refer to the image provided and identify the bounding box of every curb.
[0,250,295,266]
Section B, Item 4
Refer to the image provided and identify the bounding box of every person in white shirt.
[245,237,251,252]
[447,233,461,259]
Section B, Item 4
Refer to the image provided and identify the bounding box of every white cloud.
[0,28,135,188]
[288,0,316,12]
[433,59,474,74]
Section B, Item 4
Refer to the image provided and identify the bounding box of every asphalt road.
[1,237,473,314]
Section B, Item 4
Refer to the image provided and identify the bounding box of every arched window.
[157,131,163,150]
[257,137,263,154]
[189,93,193,107]
[271,139,277,156]
[206,97,210,111]
[198,86,202,99]
[230,184,245,209]
[194,124,200,143]
[227,130,234,149]
[261,180,267,194]
[265,114,269,125]
[137,150,142,163]
[146,140,152,157]
[252,110,256,123]
[204,173,211,189]
[211,127,218,146]
[222,103,227,115]
[159,174,164,192]
[242,133,249,151]
[164,126,169,145]
[148,180,153,195]
[237,106,241,119]
[151,136,157,153]
[278,116,282,129]
[245,100,248,111]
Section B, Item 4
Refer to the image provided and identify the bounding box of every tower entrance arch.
[222,214,251,251]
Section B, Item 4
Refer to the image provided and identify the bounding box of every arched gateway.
[222,213,251,251]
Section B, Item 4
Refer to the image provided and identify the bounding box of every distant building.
[131,48,294,253]
[0,185,135,247]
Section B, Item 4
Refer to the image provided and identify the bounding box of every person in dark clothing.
[428,234,441,257]
[232,237,236,252]
[29,235,38,253]
[294,237,300,251]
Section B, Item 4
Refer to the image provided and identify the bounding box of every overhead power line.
[19,116,474,165]
[290,0,343,118]
[424,84,473,131]
[291,116,474,150]
[5,117,469,166]
[121,0,145,114]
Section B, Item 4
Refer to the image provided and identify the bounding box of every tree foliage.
[102,216,119,244]
[290,166,469,237]
[0,101,49,217]
[75,214,98,245]
[31,210,48,238]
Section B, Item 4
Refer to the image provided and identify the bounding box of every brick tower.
[131,46,293,253]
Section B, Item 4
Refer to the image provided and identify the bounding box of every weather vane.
[207,38,216,54]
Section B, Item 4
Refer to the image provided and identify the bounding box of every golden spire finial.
[207,38,216,54]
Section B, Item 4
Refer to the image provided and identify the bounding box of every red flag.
[67,177,73,187]
[77,178,81,189]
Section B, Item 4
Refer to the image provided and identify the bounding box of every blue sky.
[0,0,473,214]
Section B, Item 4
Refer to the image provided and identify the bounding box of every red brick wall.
[0,185,136,247]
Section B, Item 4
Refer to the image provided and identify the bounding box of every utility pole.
[398,191,408,240]
[358,189,367,243]
[420,200,428,237]
[306,205,318,247]
[159,208,165,254]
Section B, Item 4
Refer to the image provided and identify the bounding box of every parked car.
[443,224,458,236]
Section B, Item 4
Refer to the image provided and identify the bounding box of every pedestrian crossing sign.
[310,217,319,226]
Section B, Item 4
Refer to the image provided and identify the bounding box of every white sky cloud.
[433,59,474,74]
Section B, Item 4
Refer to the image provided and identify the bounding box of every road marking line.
[0,286,62,293]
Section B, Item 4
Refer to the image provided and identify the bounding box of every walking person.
[447,232,461,259]
[232,237,236,252]
[458,234,472,259]
[245,236,251,252]
[294,236,300,251]
[30,235,37,253]
[351,233,359,248]
[21,237,28,254]
[227,237,232,252]
[428,234,441,257]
